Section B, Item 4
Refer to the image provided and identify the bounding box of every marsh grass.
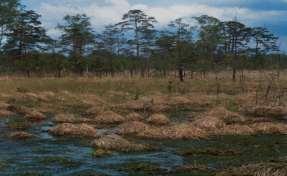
[1,71,287,105]
[1,71,287,122]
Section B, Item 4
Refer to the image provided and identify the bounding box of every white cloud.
[37,0,287,37]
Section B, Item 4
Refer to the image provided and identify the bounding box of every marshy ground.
[0,71,287,176]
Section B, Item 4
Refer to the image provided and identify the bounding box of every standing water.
[1,117,287,175]
[0,118,183,176]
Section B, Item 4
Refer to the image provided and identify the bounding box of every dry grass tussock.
[7,105,46,121]
[112,100,149,112]
[23,92,51,102]
[119,121,150,135]
[49,123,97,137]
[192,107,245,131]
[24,110,46,121]
[92,134,151,152]
[113,95,194,113]
[147,113,170,126]
[251,122,287,134]
[81,94,107,107]
[86,106,105,116]
[119,120,206,139]
[216,124,255,135]
[243,106,287,118]
[192,107,287,135]
[126,112,144,121]
[9,131,36,140]
[0,110,16,117]
[137,123,207,139]
[193,116,225,130]
[105,90,130,99]
[206,107,245,124]
[1,73,287,138]
[93,111,125,124]
[217,162,287,176]
[0,102,10,109]
[234,94,256,107]
[53,114,93,123]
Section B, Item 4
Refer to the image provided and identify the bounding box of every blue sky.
[22,0,287,52]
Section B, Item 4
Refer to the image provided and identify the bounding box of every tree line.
[0,0,285,80]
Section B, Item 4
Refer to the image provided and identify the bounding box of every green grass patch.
[36,156,82,168]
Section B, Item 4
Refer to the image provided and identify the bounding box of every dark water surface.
[0,118,287,176]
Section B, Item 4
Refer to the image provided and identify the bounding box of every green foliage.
[118,9,157,57]
[58,14,95,58]
[0,0,19,51]
[4,8,49,58]
[0,3,284,77]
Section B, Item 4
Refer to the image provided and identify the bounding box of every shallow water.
[0,119,183,176]
[0,118,287,176]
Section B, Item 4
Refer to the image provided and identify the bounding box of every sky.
[22,0,287,52]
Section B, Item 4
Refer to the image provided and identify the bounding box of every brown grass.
[94,111,126,124]
[147,113,170,126]
[49,123,97,137]
[137,123,207,140]
[217,162,287,176]
[92,134,151,152]
[1,70,287,137]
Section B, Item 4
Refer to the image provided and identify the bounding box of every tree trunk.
[179,67,184,82]
[56,69,62,78]
[190,71,194,80]
[232,68,236,81]
[26,70,31,78]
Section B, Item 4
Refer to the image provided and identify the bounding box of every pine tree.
[58,14,95,58]
[4,8,49,59]
[223,21,251,81]
[0,0,19,51]
[118,9,157,57]
[168,18,193,81]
